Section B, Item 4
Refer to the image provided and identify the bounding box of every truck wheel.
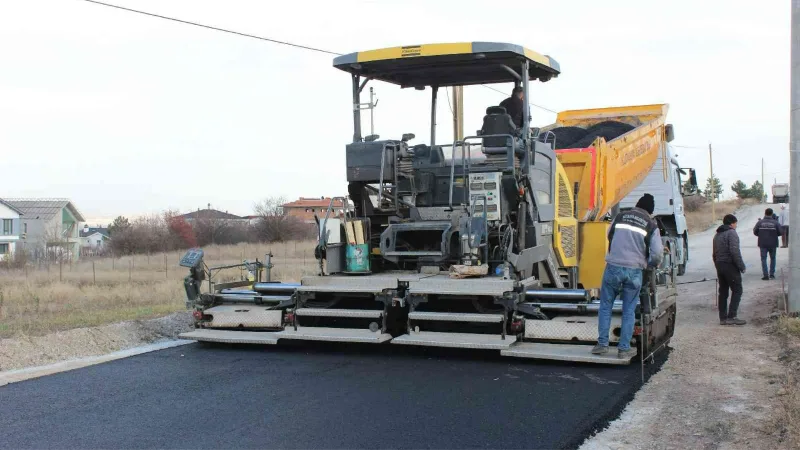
[677,235,688,276]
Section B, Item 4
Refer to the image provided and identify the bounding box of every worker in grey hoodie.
[593,193,664,359]
[712,214,746,325]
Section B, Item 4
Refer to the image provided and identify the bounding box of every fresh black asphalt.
[0,341,666,449]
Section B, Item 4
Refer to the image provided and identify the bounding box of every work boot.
[618,348,637,359]
[591,344,609,355]
[728,317,747,325]
[770,275,776,279]
[762,276,770,280]
[720,319,732,325]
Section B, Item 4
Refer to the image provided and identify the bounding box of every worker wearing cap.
[499,86,525,129]
[593,193,664,359]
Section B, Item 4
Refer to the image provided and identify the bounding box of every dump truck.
[772,183,790,203]
[179,42,677,365]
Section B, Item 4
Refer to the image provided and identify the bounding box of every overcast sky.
[1,0,790,224]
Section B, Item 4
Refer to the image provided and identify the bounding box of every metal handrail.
[377,142,399,212]
[448,133,519,207]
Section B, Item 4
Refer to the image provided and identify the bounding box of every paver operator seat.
[480,106,523,156]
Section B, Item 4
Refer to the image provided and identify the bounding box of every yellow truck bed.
[547,104,670,221]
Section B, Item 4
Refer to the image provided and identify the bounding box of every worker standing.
[592,193,664,359]
[712,214,746,325]
[779,204,790,248]
[499,86,525,129]
[753,208,782,280]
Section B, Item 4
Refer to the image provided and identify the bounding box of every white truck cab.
[619,142,697,276]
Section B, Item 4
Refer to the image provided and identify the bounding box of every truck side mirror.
[665,124,675,142]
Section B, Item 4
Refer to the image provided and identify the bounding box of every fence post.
[129,259,132,282]
[164,253,168,279]
[93,260,96,284]
[59,258,63,282]
[112,256,115,271]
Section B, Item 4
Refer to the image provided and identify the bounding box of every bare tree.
[252,196,313,242]
[253,196,287,218]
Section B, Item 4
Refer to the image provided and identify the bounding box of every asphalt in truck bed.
[0,340,666,449]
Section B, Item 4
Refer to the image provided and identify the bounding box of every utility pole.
[709,143,716,223]
[452,86,464,140]
[762,158,765,203]
[790,0,800,313]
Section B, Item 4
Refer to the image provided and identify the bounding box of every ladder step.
[408,311,504,323]
[278,327,392,343]
[392,331,516,349]
[502,342,635,365]
[179,329,280,345]
[295,308,383,319]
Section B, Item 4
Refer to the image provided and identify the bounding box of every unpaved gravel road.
[582,203,789,450]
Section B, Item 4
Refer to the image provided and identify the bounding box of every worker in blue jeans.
[753,208,782,280]
[593,194,664,359]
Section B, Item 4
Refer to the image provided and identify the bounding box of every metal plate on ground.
[277,327,392,343]
[204,305,283,328]
[501,342,635,365]
[407,275,515,296]
[525,316,621,342]
[391,331,517,349]
[179,329,281,345]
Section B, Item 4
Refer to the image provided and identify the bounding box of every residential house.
[79,225,110,253]
[242,215,261,226]
[3,198,86,261]
[0,199,23,257]
[282,197,346,223]
[179,204,246,223]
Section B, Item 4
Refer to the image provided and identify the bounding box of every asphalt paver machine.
[180,42,678,364]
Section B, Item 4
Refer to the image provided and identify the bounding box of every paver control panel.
[468,172,502,221]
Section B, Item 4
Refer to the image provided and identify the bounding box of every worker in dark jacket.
[499,86,525,129]
[753,208,782,280]
[713,214,746,325]
[593,193,663,359]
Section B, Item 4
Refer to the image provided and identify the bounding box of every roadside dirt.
[0,311,192,372]
[581,204,791,450]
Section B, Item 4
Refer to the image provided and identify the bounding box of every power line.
[444,88,454,116]
[81,1,559,113]
[80,0,342,56]
[479,84,557,114]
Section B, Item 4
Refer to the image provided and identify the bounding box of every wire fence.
[0,241,320,285]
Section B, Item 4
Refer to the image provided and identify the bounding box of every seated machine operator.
[499,86,524,129]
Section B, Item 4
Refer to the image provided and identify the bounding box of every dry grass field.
[0,241,317,339]
[685,198,750,233]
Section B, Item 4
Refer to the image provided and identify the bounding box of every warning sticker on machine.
[401,46,422,57]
